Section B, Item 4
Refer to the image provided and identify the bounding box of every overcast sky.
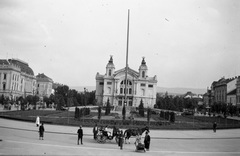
[0,0,239,89]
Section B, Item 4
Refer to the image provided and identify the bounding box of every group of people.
[92,124,151,151]
[135,131,151,151]
[36,117,151,151]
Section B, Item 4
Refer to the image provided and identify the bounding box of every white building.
[0,59,36,100]
[95,56,157,108]
[36,73,53,98]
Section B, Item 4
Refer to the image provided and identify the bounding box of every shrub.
[139,99,144,117]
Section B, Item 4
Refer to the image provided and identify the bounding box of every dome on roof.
[9,59,34,76]
[106,55,115,68]
[139,57,148,70]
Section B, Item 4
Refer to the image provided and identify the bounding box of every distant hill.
[157,87,206,95]
[70,86,206,95]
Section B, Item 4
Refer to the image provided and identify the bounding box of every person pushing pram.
[134,133,146,152]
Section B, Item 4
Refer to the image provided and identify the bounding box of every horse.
[123,126,149,144]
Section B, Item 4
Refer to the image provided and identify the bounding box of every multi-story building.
[0,59,36,100]
[236,76,240,111]
[36,73,53,98]
[95,56,158,108]
[210,77,238,105]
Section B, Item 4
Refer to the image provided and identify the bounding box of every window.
[3,83,6,90]
[109,69,112,76]
[107,82,112,85]
[141,83,146,87]
[142,71,145,78]
[99,82,104,85]
[129,101,133,106]
[120,88,123,94]
[118,100,122,106]
[3,74,7,80]
[148,84,153,88]
[129,88,132,94]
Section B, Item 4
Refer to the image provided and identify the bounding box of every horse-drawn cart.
[96,128,121,144]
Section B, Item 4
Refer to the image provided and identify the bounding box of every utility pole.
[124,9,130,107]
[123,9,130,120]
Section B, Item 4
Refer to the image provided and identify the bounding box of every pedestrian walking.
[77,125,83,145]
[144,131,151,151]
[36,116,40,127]
[213,122,217,133]
[39,122,45,140]
[118,130,124,150]
[93,123,98,140]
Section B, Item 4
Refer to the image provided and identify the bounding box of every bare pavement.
[0,118,240,156]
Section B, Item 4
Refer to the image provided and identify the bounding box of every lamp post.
[66,92,69,124]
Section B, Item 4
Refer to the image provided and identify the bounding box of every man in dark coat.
[39,123,45,140]
[213,122,217,133]
[77,125,83,145]
[118,130,124,150]
[93,124,98,140]
[144,131,151,151]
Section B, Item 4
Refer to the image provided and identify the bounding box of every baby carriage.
[134,136,146,152]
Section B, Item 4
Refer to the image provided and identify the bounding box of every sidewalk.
[1,118,240,140]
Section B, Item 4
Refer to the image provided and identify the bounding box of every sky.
[0,0,240,89]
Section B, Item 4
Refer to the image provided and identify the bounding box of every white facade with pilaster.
[95,56,157,108]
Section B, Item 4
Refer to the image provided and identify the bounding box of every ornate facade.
[95,56,157,108]
[0,59,36,100]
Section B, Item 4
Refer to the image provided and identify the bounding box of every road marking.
[3,139,240,154]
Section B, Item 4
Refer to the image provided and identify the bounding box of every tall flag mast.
[124,9,130,107]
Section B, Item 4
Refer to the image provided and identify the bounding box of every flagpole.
[124,9,130,107]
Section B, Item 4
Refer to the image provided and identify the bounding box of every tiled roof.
[36,73,53,82]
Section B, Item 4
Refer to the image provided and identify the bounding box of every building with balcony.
[95,56,157,108]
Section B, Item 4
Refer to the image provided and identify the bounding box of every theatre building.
[95,56,157,108]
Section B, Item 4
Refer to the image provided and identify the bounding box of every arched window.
[119,79,133,95]
[109,69,112,76]
[142,71,145,78]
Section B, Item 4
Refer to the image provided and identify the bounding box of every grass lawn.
[1,110,240,130]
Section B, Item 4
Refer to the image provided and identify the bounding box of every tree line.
[0,85,96,110]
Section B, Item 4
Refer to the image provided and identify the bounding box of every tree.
[122,104,126,120]
[105,98,111,115]
[98,106,102,120]
[138,99,145,117]
[170,112,175,123]
[75,107,79,118]
[55,94,65,110]
[49,94,55,104]
[147,107,151,124]
[0,94,4,104]
[25,95,33,104]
